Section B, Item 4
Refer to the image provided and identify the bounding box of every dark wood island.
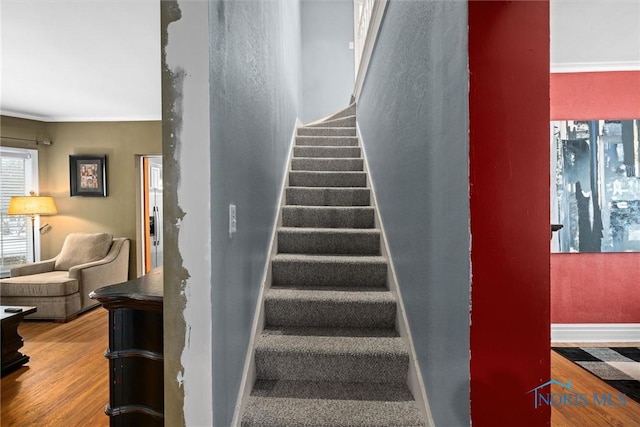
[90,267,163,426]
[1,305,37,375]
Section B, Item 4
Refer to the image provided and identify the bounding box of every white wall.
[551,0,640,71]
[301,0,355,122]
[162,1,213,425]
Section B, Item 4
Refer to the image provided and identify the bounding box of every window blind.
[0,148,34,273]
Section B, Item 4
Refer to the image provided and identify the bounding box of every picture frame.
[69,154,107,197]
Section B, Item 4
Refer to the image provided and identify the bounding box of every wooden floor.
[3,309,640,426]
[1,307,109,427]
[551,342,640,427]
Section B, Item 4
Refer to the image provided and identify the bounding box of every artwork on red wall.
[552,119,640,252]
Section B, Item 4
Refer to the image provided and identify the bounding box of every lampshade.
[8,193,58,216]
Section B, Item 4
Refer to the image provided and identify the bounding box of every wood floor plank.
[551,345,640,427]
[1,307,109,427]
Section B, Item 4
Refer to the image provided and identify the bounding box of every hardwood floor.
[3,309,639,427]
[551,343,640,427]
[1,307,109,427]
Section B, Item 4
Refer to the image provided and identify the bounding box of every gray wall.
[208,1,301,425]
[357,2,470,426]
[301,0,354,123]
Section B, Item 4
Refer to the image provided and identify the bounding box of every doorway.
[141,156,163,273]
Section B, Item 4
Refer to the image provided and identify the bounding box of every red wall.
[550,71,640,324]
[551,71,640,120]
[469,2,550,426]
[552,253,640,323]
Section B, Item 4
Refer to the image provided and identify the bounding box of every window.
[0,147,39,275]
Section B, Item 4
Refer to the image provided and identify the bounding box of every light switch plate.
[229,204,237,237]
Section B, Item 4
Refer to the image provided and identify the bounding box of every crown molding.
[551,61,640,73]
[0,109,161,123]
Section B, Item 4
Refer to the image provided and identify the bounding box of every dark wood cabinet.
[91,267,163,426]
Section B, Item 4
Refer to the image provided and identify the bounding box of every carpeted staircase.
[241,104,426,427]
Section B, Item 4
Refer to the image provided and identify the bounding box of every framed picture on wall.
[551,119,640,253]
[69,154,107,197]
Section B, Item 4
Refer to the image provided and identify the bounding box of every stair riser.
[255,352,408,383]
[294,146,360,158]
[242,380,425,427]
[272,259,387,287]
[296,136,358,147]
[291,158,363,171]
[282,207,375,228]
[278,231,380,255]
[322,104,356,121]
[264,298,395,328]
[297,127,356,137]
[308,116,356,128]
[289,172,367,188]
[286,188,370,206]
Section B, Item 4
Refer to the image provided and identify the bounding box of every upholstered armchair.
[0,233,130,321]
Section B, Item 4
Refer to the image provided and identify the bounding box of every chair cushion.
[0,271,79,296]
[54,233,113,271]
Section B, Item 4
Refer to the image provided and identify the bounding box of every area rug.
[552,347,640,404]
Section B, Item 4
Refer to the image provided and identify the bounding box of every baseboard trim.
[231,120,299,427]
[357,122,435,427]
[551,323,640,343]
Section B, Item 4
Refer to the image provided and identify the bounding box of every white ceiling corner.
[1,0,161,122]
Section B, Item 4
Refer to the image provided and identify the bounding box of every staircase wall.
[356,2,470,426]
[208,1,302,425]
[300,0,355,123]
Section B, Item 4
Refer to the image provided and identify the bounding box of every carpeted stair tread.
[285,187,370,206]
[255,332,407,357]
[294,146,361,158]
[273,253,386,262]
[255,334,406,358]
[262,325,399,337]
[264,288,395,328]
[289,171,367,187]
[242,380,425,427]
[271,254,387,288]
[297,127,356,137]
[255,333,409,383]
[278,227,380,255]
[308,115,356,128]
[282,206,375,228]
[291,158,364,171]
[249,379,412,401]
[295,136,359,146]
[265,288,394,303]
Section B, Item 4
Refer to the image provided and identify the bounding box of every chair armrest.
[68,239,130,304]
[10,259,57,277]
[69,253,121,273]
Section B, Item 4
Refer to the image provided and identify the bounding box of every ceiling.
[1,1,638,123]
[1,0,161,122]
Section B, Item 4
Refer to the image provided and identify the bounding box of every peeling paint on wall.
[162,0,214,426]
[161,1,187,426]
